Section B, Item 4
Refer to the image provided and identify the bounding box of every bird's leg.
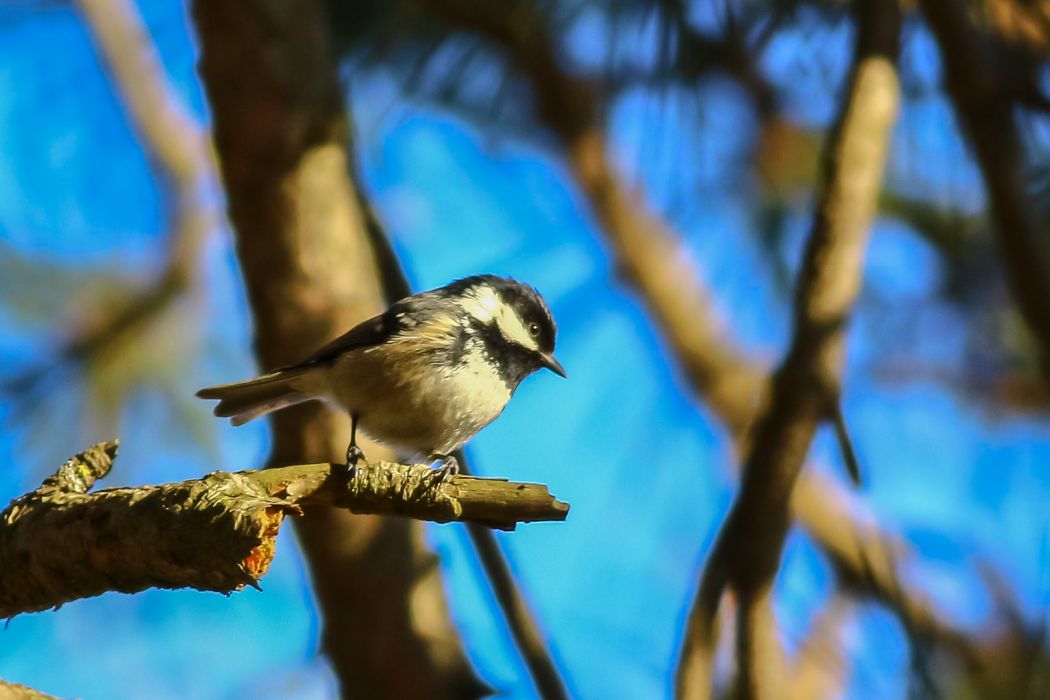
[345,413,366,472]
[429,453,459,482]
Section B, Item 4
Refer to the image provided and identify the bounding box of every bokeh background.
[1,0,1048,698]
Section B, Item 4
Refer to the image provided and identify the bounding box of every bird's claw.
[430,454,459,483]
[345,444,366,477]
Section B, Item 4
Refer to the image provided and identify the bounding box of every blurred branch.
[410,0,986,687]
[784,595,852,700]
[190,0,487,696]
[349,146,573,697]
[0,441,568,619]
[413,0,596,142]
[0,0,217,399]
[367,1,1042,695]
[0,679,57,700]
[966,561,1050,698]
[677,0,901,695]
[652,0,780,116]
[873,359,1050,412]
[977,0,1050,110]
[353,156,575,699]
[792,471,974,659]
[456,458,572,700]
[319,8,575,698]
[415,0,767,433]
[922,0,1050,381]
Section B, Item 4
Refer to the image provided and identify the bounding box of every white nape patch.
[459,284,539,351]
[460,285,502,322]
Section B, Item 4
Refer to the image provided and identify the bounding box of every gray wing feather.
[281,291,446,369]
[284,311,398,370]
[197,306,411,424]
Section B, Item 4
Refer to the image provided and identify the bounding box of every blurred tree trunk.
[191,1,486,697]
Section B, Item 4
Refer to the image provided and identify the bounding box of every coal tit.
[197,275,566,472]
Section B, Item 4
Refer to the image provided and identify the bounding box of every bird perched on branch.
[197,275,566,475]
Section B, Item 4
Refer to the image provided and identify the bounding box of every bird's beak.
[539,352,567,378]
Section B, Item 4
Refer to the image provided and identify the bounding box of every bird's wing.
[281,310,402,370]
[279,288,454,371]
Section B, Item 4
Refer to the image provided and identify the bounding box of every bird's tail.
[196,369,314,426]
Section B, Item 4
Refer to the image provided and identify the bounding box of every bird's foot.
[345,444,367,477]
[429,454,459,483]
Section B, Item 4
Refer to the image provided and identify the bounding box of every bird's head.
[446,275,566,387]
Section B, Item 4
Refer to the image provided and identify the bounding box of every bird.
[196,275,566,475]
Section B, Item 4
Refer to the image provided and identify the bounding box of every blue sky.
[0,2,1047,699]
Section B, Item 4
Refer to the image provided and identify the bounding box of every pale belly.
[323,345,512,456]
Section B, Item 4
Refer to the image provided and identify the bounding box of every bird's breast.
[329,340,512,455]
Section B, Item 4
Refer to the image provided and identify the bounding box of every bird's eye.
[528,322,541,337]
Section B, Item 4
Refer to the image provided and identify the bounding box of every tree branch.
[921,0,1050,381]
[677,1,902,696]
[0,441,568,619]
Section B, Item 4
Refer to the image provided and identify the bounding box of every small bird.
[197,275,566,474]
